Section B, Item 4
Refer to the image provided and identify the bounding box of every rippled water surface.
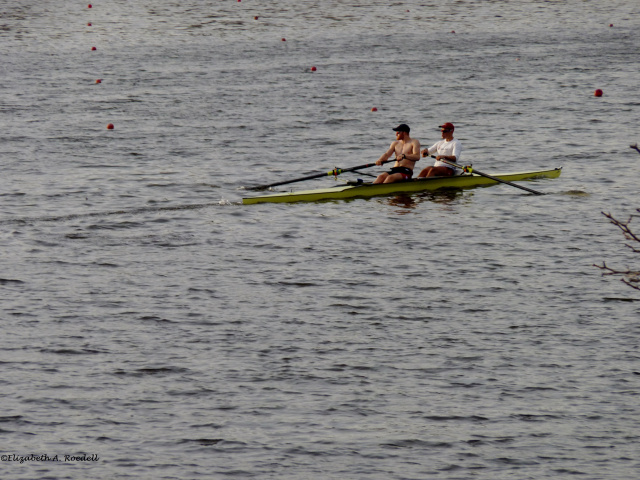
[2,1,640,479]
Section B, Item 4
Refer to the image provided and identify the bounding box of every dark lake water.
[2,1,640,479]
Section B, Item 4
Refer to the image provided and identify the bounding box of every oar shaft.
[247,160,387,190]
[438,158,545,195]
[252,170,338,189]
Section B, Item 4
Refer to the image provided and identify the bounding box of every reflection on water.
[383,188,467,213]
[384,194,418,213]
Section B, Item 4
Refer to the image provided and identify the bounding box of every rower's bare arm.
[376,143,396,166]
[406,140,421,162]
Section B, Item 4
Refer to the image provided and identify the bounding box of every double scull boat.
[242,167,562,205]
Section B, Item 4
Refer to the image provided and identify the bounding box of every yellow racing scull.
[242,167,562,205]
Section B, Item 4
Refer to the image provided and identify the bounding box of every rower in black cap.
[373,124,421,184]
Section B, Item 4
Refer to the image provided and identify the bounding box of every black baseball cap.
[392,124,410,133]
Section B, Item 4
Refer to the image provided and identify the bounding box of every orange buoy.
[107,123,114,130]
[95,79,102,84]
[594,89,603,97]
[254,16,259,20]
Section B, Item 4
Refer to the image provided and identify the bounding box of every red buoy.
[107,123,114,130]
[95,79,102,84]
[281,38,286,42]
[87,22,92,26]
[88,4,92,8]
[371,107,378,112]
[594,89,603,97]
[91,46,97,51]
[310,66,317,72]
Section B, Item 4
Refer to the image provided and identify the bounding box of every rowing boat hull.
[242,168,562,205]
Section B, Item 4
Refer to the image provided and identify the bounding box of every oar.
[436,158,545,195]
[631,143,640,154]
[246,160,390,191]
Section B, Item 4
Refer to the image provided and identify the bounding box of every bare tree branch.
[596,210,640,291]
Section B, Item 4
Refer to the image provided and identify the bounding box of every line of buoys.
[84,4,117,131]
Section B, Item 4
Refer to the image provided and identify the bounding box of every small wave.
[180,438,224,446]
[424,415,490,422]
[38,348,106,355]
[603,297,639,302]
[562,190,590,196]
[113,366,190,377]
[381,439,454,449]
[0,415,26,424]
